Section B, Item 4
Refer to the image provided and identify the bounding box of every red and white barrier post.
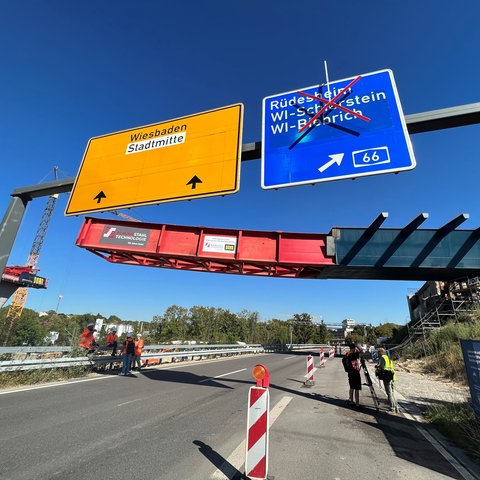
[245,365,270,480]
[305,354,315,384]
[329,346,335,359]
[319,348,325,367]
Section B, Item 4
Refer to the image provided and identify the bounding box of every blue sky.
[1,1,479,327]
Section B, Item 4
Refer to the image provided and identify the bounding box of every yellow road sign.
[65,104,243,216]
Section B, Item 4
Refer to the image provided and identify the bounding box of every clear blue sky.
[1,1,479,327]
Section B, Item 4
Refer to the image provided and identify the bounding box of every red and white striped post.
[329,346,335,359]
[318,348,325,367]
[245,365,270,480]
[306,354,315,384]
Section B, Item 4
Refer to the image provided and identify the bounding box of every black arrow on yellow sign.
[94,191,107,204]
[187,176,202,189]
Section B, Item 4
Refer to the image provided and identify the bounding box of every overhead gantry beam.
[375,213,429,267]
[74,214,480,281]
[337,212,389,265]
[411,213,470,267]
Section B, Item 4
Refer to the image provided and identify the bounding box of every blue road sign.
[261,69,416,189]
[460,339,480,423]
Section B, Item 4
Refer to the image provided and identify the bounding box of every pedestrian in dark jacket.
[346,344,363,408]
[119,333,135,376]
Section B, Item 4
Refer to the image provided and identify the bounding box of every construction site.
[1,100,480,348]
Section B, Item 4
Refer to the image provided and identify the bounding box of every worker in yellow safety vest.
[376,347,399,414]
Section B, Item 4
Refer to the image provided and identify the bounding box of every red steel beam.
[76,217,335,278]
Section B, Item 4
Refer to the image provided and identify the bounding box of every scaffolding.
[407,276,480,341]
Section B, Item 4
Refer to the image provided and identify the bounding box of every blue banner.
[460,339,480,423]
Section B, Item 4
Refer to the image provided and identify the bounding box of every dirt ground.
[382,358,470,411]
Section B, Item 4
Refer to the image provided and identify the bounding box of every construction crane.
[112,210,141,222]
[1,168,59,346]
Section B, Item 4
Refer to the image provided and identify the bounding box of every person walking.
[345,343,363,408]
[133,333,145,370]
[376,347,399,414]
[106,328,118,356]
[78,323,98,354]
[119,333,135,376]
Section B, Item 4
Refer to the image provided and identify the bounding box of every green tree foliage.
[376,322,400,340]
[290,313,316,344]
[346,325,367,346]
[189,306,211,341]
[237,309,260,343]
[12,308,48,346]
[364,324,378,345]
[264,319,289,345]
[317,323,333,344]
[2,303,406,349]
[156,305,190,342]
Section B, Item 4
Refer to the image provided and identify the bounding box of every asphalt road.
[0,352,476,480]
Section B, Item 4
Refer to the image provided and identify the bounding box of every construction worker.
[78,323,98,354]
[106,327,118,356]
[119,333,135,376]
[376,347,399,414]
[133,333,145,370]
[345,343,363,408]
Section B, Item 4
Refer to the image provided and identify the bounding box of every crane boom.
[1,190,58,345]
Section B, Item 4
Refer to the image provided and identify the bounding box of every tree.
[189,305,216,342]
[11,308,48,346]
[236,309,258,343]
[345,332,364,346]
[264,319,289,345]
[217,308,244,343]
[156,305,190,342]
[291,313,316,344]
[317,323,333,344]
[376,323,402,341]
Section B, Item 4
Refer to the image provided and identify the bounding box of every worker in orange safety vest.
[78,323,98,354]
[133,333,145,370]
[106,327,118,356]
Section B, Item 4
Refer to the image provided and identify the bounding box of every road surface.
[0,352,477,479]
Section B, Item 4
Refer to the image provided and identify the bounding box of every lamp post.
[55,294,63,314]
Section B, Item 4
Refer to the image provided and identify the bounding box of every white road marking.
[0,375,112,395]
[117,398,143,407]
[210,395,293,479]
[198,368,246,383]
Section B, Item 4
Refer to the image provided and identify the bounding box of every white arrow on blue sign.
[261,69,416,189]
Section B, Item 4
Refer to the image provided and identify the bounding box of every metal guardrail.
[0,343,340,372]
[0,344,265,372]
[262,343,331,352]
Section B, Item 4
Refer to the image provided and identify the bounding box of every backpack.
[376,368,394,381]
[342,355,353,372]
